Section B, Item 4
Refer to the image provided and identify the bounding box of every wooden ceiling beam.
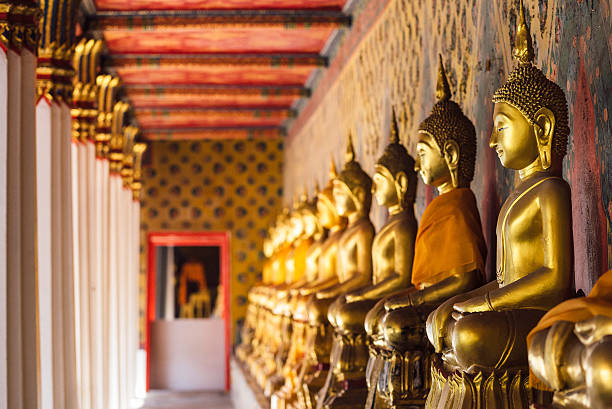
[124,84,310,97]
[86,9,351,31]
[141,126,285,140]
[104,53,327,67]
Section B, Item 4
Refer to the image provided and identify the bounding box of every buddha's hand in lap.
[427,298,457,353]
[575,315,612,346]
[345,293,363,303]
[383,289,415,312]
[452,294,493,314]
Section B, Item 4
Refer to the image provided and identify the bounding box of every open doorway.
[155,246,221,320]
[146,232,230,392]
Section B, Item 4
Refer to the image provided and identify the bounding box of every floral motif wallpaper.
[139,139,284,344]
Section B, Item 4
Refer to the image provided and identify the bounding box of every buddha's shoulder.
[354,217,375,232]
[510,176,571,214]
[528,175,570,197]
[343,218,374,237]
[385,213,416,229]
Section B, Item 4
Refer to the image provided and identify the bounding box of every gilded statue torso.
[372,213,416,285]
[496,173,570,286]
[272,245,290,285]
[305,238,324,282]
[318,228,343,281]
[337,218,374,283]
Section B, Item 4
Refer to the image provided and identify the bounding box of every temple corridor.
[0,0,611,409]
[140,391,233,409]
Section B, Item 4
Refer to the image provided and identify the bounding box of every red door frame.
[146,231,231,391]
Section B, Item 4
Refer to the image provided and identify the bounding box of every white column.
[128,198,141,403]
[0,43,8,409]
[51,103,67,409]
[94,155,106,409]
[20,46,39,409]
[78,141,92,409]
[108,174,121,409]
[164,246,175,321]
[36,99,54,409]
[7,44,40,409]
[87,140,101,409]
[71,140,81,406]
[119,185,129,409]
[100,158,110,409]
[7,46,24,409]
[61,103,78,409]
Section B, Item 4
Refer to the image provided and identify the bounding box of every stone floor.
[140,390,234,409]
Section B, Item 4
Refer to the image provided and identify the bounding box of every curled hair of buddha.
[418,55,477,184]
[376,108,417,207]
[318,155,337,211]
[301,185,318,218]
[336,134,373,213]
[492,0,569,159]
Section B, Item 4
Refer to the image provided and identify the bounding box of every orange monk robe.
[411,188,487,289]
[528,269,612,345]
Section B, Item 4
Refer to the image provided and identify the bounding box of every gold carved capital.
[95,75,120,157]
[1,2,40,54]
[131,142,147,201]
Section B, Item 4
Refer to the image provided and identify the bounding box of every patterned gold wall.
[285,0,611,293]
[140,139,284,343]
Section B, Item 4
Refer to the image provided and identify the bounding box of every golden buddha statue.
[311,111,418,408]
[272,191,328,408]
[243,221,278,371]
[425,2,573,408]
[366,57,487,409]
[291,159,348,409]
[266,195,319,396]
[259,205,313,390]
[248,211,293,381]
[236,231,276,364]
[314,135,375,409]
[528,269,612,409]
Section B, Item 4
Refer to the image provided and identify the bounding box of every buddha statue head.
[301,186,324,241]
[490,0,568,174]
[374,109,418,213]
[416,55,476,193]
[288,194,306,243]
[273,208,291,249]
[263,234,274,259]
[317,157,345,230]
[333,135,373,218]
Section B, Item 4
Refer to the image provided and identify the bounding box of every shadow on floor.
[140,390,233,409]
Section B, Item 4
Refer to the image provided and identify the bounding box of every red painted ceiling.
[95,0,346,11]
[91,2,349,140]
[103,27,336,54]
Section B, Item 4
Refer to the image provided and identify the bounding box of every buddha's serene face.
[302,211,317,237]
[317,196,335,228]
[415,132,451,187]
[289,213,304,241]
[490,102,539,169]
[333,180,356,217]
[263,237,273,258]
[275,220,288,246]
[373,166,397,208]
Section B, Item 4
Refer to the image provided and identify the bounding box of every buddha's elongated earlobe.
[534,107,555,170]
[443,140,460,188]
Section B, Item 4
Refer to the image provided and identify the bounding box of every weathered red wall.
[285,0,612,293]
